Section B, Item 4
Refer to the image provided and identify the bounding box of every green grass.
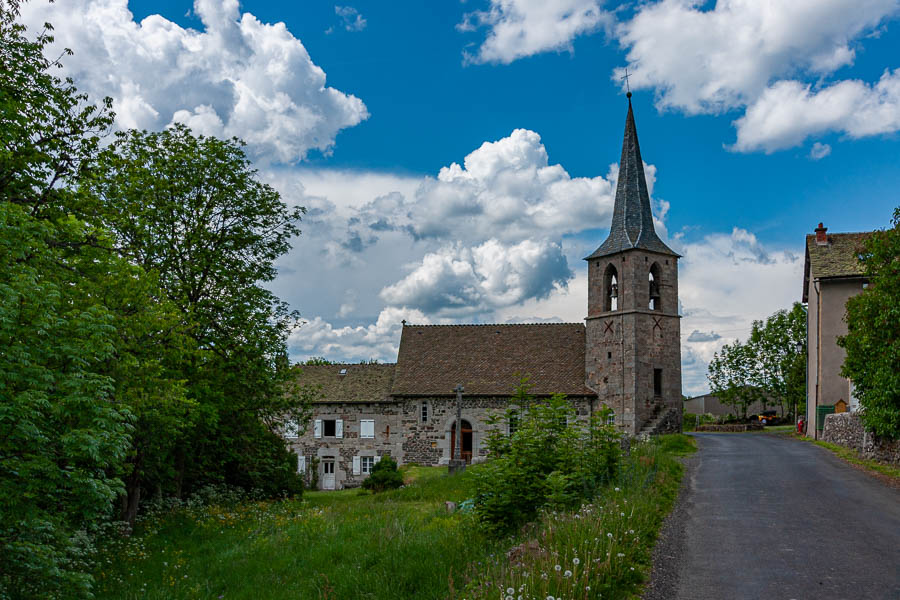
[93,437,696,600]
[798,437,900,480]
[94,466,499,600]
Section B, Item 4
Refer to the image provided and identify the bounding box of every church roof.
[292,363,396,403]
[391,323,596,397]
[586,98,678,260]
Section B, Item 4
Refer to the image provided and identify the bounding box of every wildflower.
[607,532,613,538]
[507,589,514,595]
[555,564,562,572]
[621,512,625,517]
[573,557,580,565]
[585,587,590,591]
[630,567,635,571]
[564,570,572,577]
[506,596,513,600]
[614,487,620,492]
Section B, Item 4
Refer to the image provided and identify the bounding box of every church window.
[653,369,663,397]
[649,263,661,311]
[604,264,619,311]
[421,401,428,423]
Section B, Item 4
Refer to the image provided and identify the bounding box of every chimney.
[815,222,828,246]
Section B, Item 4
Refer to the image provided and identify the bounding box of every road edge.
[640,442,699,600]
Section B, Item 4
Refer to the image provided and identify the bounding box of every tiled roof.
[802,232,872,301]
[391,323,596,397]
[586,99,678,260]
[291,364,396,403]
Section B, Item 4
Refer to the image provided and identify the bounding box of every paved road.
[664,434,900,600]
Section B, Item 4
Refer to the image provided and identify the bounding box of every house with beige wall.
[802,223,871,438]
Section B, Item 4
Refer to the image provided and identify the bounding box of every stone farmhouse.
[287,98,683,490]
[802,223,872,437]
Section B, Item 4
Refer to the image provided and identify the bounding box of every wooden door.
[322,459,335,490]
[450,420,473,464]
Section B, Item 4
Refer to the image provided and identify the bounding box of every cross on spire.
[620,67,632,97]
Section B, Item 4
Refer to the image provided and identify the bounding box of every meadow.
[93,435,694,600]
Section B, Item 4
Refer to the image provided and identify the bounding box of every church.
[287,97,683,490]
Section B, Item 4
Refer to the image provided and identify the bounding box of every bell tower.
[585,95,682,436]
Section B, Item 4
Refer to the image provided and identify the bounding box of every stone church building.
[287,98,683,490]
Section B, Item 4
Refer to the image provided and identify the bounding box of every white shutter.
[314,419,322,438]
[361,419,374,438]
[353,456,361,475]
[336,419,343,438]
[374,455,381,465]
[298,455,306,473]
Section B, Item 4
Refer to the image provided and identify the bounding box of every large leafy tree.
[708,304,806,420]
[0,2,136,595]
[748,303,807,419]
[83,125,310,510]
[839,208,900,439]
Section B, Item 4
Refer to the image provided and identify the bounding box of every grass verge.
[92,436,695,600]
[796,436,900,481]
[457,434,696,600]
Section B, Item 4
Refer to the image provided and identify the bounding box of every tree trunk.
[120,451,143,526]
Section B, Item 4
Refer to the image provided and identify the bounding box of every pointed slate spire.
[586,95,678,260]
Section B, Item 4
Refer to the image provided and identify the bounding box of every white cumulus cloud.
[380,239,572,316]
[460,0,611,64]
[615,0,900,152]
[21,0,368,163]
[733,70,900,152]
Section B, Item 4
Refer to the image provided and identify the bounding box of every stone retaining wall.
[822,412,900,465]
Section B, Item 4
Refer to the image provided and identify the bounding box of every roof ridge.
[401,322,584,327]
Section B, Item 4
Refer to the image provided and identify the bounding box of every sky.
[20,0,900,395]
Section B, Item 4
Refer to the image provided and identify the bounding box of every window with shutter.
[360,419,375,438]
[352,456,361,475]
[361,456,375,474]
[314,419,322,438]
[336,419,343,438]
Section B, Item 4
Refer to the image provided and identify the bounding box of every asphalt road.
[654,433,900,600]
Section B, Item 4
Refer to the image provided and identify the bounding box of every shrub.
[473,382,622,535]
[362,456,404,493]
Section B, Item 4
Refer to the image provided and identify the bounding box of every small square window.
[360,419,375,438]
[323,419,336,437]
[607,352,612,359]
[361,456,375,474]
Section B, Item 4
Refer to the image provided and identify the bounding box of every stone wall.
[822,412,900,465]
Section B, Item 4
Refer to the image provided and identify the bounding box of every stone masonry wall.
[822,412,900,465]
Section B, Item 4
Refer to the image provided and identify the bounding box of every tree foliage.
[83,125,310,517]
[708,303,806,419]
[839,208,900,439]
[474,382,621,536]
[0,3,130,595]
[1,4,311,595]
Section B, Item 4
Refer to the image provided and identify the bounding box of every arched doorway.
[450,419,473,464]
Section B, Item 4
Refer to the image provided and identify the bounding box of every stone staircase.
[637,406,679,441]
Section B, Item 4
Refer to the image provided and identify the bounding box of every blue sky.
[22,0,900,394]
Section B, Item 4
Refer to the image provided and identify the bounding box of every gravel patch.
[641,449,698,600]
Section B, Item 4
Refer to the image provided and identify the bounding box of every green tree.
[748,302,807,419]
[839,208,900,439]
[707,341,763,419]
[83,125,310,508]
[0,3,133,594]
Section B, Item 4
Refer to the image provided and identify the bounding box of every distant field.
[94,436,695,600]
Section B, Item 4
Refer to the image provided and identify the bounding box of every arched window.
[649,263,661,311]
[604,264,619,311]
